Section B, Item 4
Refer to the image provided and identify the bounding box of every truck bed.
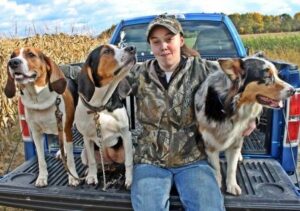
[0,119,299,211]
[0,155,300,210]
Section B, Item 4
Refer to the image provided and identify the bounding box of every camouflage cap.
[146,14,184,42]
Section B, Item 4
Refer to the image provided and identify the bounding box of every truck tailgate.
[0,156,299,210]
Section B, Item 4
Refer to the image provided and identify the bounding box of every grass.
[241,32,300,67]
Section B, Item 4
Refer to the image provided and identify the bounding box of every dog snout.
[125,46,136,54]
[8,58,22,69]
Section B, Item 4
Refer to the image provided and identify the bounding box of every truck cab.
[0,13,300,210]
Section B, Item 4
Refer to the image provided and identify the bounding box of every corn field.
[0,34,108,176]
[241,32,300,67]
[0,34,107,131]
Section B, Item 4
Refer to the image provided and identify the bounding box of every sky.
[1,0,300,37]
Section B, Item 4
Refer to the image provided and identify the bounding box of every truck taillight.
[289,93,300,116]
[284,89,300,147]
[287,121,300,143]
[18,97,31,141]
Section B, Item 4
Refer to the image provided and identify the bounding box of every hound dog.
[194,56,295,195]
[75,44,136,188]
[4,47,79,187]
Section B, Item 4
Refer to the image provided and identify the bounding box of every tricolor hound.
[4,47,79,187]
[75,44,136,188]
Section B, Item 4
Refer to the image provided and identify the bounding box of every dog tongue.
[259,95,282,108]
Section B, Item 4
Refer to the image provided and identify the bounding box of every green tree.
[293,12,300,31]
[228,12,300,34]
[239,13,254,34]
[263,15,273,33]
[229,13,241,29]
[272,16,282,32]
[280,13,292,32]
[252,12,264,33]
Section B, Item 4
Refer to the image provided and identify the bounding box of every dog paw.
[69,175,80,187]
[86,175,98,185]
[226,183,242,195]
[125,166,133,189]
[35,176,48,187]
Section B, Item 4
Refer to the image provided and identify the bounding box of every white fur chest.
[75,97,129,147]
[224,103,263,146]
[24,95,65,135]
[75,100,97,139]
[21,84,58,110]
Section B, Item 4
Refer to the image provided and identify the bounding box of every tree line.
[229,12,300,34]
[98,12,300,38]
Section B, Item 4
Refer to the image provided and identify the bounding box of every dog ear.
[44,55,67,94]
[78,64,95,102]
[218,58,245,81]
[4,65,16,98]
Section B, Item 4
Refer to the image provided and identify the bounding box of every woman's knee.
[131,164,173,211]
[174,161,224,210]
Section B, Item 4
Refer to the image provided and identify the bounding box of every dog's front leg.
[31,131,48,187]
[206,149,222,188]
[121,128,133,189]
[84,139,98,185]
[64,140,80,186]
[225,142,243,195]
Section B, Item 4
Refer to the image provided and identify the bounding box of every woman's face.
[149,26,184,72]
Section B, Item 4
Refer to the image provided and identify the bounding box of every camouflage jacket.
[126,56,214,167]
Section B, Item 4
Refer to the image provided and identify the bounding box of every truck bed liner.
[0,156,299,210]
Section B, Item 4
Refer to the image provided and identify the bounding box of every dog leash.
[55,96,86,182]
[79,95,108,191]
[92,112,108,191]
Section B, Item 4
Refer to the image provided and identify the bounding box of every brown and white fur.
[75,44,136,188]
[4,47,79,187]
[194,56,295,195]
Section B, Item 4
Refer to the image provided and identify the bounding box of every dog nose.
[125,46,136,54]
[288,87,296,97]
[8,58,22,69]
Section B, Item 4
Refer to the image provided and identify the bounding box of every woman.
[59,14,256,210]
[122,14,226,211]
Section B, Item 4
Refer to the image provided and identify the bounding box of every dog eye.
[28,52,36,58]
[103,49,113,54]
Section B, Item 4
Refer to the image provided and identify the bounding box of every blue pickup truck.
[0,13,299,210]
